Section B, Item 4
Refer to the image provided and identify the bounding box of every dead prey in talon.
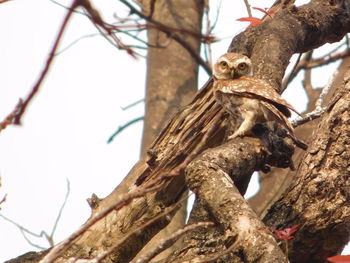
[212,53,307,150]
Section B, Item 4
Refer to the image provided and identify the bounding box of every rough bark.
[263,69,350,263]
[229,0,350,91]
[165,138,288,263]
[249,57,350,217]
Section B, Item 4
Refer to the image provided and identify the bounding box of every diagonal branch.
[119,0,212,75]
[14,0,79,125]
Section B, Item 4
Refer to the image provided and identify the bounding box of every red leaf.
[273,224,299,240]
[252,7,276,17]
[252,7,268,14]
[328,255,350,263]
[236,17,262,28]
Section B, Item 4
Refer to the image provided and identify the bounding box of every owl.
[213,53,300,144]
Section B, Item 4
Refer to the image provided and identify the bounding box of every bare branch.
[282,45,350,90]
[121,99,144,110]
[0,194,6,209]
[119,0,212,75]
[292,69,337,127]
[107,116,144,143]
[281,52,303,91]
[49,179,70,243]
[0,0,13,4]
[0,213,47,250]
[14,0,78,125]
[0,99,23,132]
[39,183,162,263]
[243,0,252,17]
[301,51,314,98]
[83,192,191,263]
[56,33,99,55]
[0,179,69,248]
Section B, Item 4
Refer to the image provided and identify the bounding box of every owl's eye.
[220,61,228,69]
[237,62,247,71]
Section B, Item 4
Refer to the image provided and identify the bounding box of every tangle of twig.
[119,0,213,75]
[39,182,163,263]
[292,69,337,127]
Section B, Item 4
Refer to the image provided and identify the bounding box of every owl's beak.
[230,68,235,78]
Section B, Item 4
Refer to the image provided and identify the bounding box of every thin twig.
[282,47,350,90]
[315,71,335,110]
[281,52,303,91]
[0,194,6,209]
[0,213,47,250]
[39,183,162,263]
[0,179,70,248]
[64,192,192,263]
[56,33,99,55]
[80,0,138,58]
[91,193,192,263]
[50,179,70,243]
[243,0,252,17]
[119,0,212,75]
[49,0,85,15]
[301,52,313,91]
[209,0,222,33]
[121,98,144,110]
[292,69,337,127]
[0,0,13,4]
[291,107,326,127]
[0,99,23,132]
[14,0,78,124]
[107,116,144,143]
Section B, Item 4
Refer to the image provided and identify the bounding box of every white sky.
[0,0,348,261]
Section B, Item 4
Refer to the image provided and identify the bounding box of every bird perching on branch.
[213,53,306,150]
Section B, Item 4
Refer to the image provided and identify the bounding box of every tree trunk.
[140,0,203,155]
[137,0,204,260]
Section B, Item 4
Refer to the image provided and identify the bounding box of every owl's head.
[213,53,252,80]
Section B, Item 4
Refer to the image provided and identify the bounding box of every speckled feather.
[213,53,299,139]
[215,76,300,118]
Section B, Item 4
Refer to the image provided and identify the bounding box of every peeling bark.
[137,0,204,260]
[140,0,202,154]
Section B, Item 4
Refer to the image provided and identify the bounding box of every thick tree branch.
[70,0,350,261]
[263,69,350,263]
[229,0,350,91]
[170,138,288,263]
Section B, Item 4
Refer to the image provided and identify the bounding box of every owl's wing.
[217,77,300,118]
[261,101,308,150]
[260,101,295,135]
